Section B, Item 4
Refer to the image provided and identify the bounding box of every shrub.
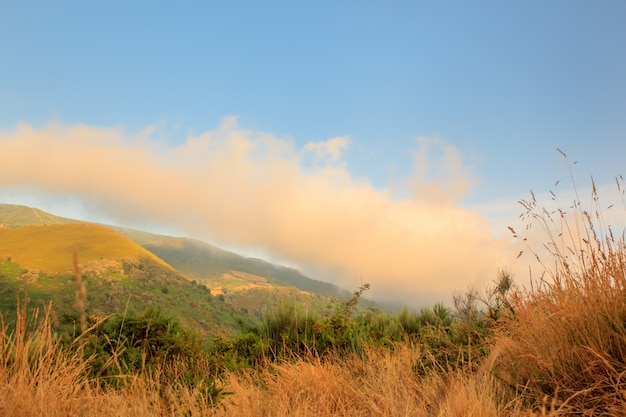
[83,307,202,378]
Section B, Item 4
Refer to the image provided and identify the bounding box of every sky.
[1,1,625,306]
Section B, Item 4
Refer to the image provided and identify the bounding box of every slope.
[114,226,355,300]
[0,204,353,300]
[0,222,171,274]
[0,222,255,338]
[0,203,372,321]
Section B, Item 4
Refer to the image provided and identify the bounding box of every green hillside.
[114,226,356,300]
[221,285,332,319]
[113,228,240,279]
[0,204,353,300]
[0,256,252,338]
[0,221,255,339]
[113,228,358,318]
[0,203,369,332]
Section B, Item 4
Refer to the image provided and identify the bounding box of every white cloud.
[302,136,351,165]
[0,119,515,306]
[410,136,474,204]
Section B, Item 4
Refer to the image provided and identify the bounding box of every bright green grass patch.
[0,258,24,277]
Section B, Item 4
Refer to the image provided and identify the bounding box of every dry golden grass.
[0,223,171,274]
[0,300,607,417]
[211,345,510,417]
[0,292,518,417]
[491,172,626,415]
[492,239,626,414]
[0,299,218,417]
[209,344,581,417]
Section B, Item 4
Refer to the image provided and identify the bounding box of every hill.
[0,203,371,332]
[114,226,356,300]
[0,222,254,338]
[0,222,171,274]
[112,227,360,318]
[0,204,354,301]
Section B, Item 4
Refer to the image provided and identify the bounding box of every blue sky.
[1,1,625,305]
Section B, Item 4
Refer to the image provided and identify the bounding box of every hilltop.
[0,203,73,227]
[0,222,170,274]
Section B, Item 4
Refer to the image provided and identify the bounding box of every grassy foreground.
[2,177,626,416]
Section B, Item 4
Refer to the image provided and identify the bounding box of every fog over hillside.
[0,122,516,306]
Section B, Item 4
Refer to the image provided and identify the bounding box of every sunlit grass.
[492,167,626,414]
[0,296,227,416]
[0,223,171,274]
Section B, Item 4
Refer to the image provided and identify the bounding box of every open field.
[2,178,626,416]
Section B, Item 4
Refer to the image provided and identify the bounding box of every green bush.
[74,307,230,406]
[88,308,200,370]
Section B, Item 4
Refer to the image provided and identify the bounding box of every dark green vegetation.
[209,274,512,370]
[0,257,252,339]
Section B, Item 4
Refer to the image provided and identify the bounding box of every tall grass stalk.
[0,296,225,416]
[0,294,92,416]
[496,159,626,414]
[74,251,87,334]
[210,343,517,417]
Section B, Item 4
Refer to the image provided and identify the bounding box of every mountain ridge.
[0,203,74,227]
[0,203,352,300]
[0,203,368,338]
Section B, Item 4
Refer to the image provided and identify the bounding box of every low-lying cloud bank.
[0,118,515,306]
